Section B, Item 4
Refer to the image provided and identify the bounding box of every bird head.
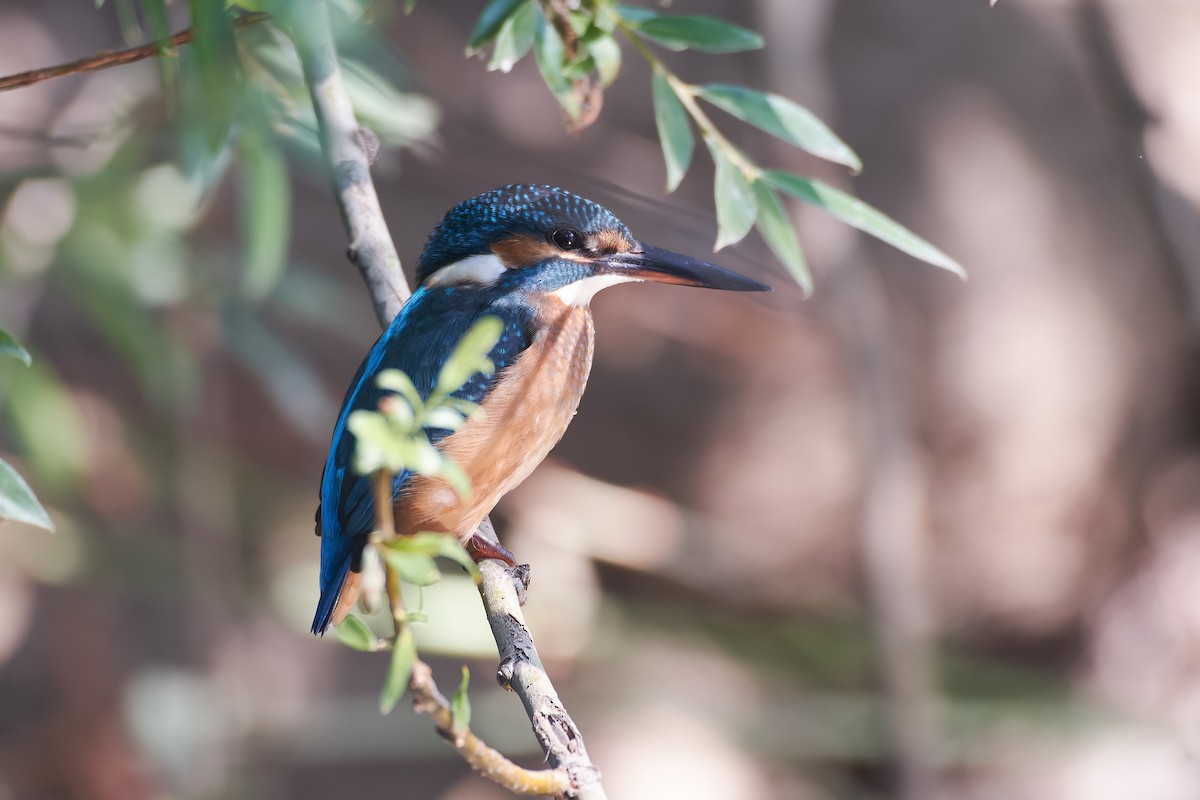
[415,184,770,304]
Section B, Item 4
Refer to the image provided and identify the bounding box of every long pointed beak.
[604,244,771,292]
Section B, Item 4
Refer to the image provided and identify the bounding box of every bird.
[313,184,769,634]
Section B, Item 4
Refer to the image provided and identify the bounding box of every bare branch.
[0,12,268,93]
[475,520,607,800]
[289,3,409,326]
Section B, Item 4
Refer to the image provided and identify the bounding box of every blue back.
[312,284,534,633]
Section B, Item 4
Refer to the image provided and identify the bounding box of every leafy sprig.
[338,315,502,714]
[467,0,966,295]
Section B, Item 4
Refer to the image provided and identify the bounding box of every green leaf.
[634,14,763,54]
[239,136,291,299]
[335,614,377,651]
[435,316,503,396]
[390,533,481,582]
[652,72,693,192]
[534,11,579,120]
[0,329,31,367]
[586,33,622,86]
[379,625,415,715]
[376,369,423,411]
[751,181,810,295]
[380,545,443,587]
[469,0,528,51]
[489,1,537,72]
[451,666,472,737]
[708,141,757,251]
[763,171,966,277]
[180,0,243,183]
[0,458,54,531]
[404,0,418,11]
[699,84,861,171]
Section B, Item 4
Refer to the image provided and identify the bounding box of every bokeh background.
[2,0,1199,798]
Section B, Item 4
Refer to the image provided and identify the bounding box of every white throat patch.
[551,274,640,307]
[424,253,507,287]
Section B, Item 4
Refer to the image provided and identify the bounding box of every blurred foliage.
[0,0,436,544]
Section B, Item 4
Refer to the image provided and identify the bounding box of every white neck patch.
[552,274,640,307]
[424,253,507,287]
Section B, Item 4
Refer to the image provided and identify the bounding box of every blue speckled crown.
[416,184,630,284]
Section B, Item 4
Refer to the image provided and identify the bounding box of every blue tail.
[311,556,353,635]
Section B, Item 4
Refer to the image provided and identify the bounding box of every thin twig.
[0,12,268,93]
[291,3,606,796]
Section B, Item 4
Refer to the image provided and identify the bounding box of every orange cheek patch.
[491,235,560,268]
[594,229,635,254]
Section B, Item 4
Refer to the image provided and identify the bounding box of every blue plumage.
[312,284,534,634]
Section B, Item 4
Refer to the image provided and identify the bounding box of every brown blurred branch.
[0,12,268,93]
[291,4,606,797]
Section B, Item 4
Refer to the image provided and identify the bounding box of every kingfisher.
[313,184,769,634]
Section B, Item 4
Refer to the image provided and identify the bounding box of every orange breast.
[394,299,594,540]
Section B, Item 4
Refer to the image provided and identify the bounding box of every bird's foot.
[465,533,517,567]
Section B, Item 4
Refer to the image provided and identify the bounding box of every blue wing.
[312,285,533,633]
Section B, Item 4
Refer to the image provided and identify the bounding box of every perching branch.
[371,490,571,798]
[0,12,268,93]
[288,3,409,326]
[290,4,606,797]
[475,524,606,800]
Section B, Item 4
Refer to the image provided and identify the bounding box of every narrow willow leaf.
[708,142,757,251]
[0,329,31,367]
[434,534,481,582]
[468,0,527,51]
[652,72,693,192]
[335,614,377,651]
[764,171,966,277]
[380,546,443,586]
[451,666,472,736]
[436,316,503,395]
[751,181,810,295]
[634,14,763,54]
[380,625,415,715]
[586,33,622,86]
[240,137,291,299]
[534,11,579,120]
[404,0,418,12]
[376,369,423,410]
[489,1,537,73]
[699,84,861,172]
[0,458,54,531]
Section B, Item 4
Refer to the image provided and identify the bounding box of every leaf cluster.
[338,316,502,713]
[465,0,965,294]
[345,315,503,500]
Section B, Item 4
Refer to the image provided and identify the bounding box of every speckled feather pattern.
[416,184,630,283]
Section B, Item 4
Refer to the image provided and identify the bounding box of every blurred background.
[2,0,1199,798]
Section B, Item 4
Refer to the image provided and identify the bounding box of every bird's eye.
[551,228,583,250]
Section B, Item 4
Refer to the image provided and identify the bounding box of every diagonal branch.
[0,12,268,93]
[290,3,606,797]
[289,4,409,326]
